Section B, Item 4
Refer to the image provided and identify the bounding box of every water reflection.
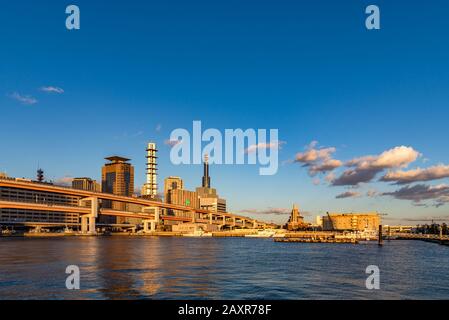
[0,237,448,299]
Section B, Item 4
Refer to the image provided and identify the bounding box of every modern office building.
[142,142,158,198]
[164,176,184,202]
[101,156,134,196]
[322,212,380,232]
[72,177,101,192]
[196,154,227,213]
[166,189,200,218]
[101,156,134,221]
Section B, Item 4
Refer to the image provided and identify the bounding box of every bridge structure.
[0,178,274,234]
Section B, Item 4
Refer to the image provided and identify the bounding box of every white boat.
[245,230,277,238]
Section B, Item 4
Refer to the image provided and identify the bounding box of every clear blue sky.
[1,0,449,224]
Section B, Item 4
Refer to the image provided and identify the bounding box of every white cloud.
[381,164,449,184]
[332,146,420,186]
[40,86,64,94]
[346,146,420,170]
[294,141,341,176]
[9,92,38,105]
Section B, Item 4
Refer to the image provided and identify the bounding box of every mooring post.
[378,224,383,246]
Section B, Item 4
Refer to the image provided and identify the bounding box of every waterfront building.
[72,177,101,192]
[101,156,134,222]
[196,154,227,213]
[0,178,268,232]
[322,212,380,232]
[142,142,158,198]
[0,183,80,226]
[101,156,134,196]
[164,176,184,202]
[286,204,307,231]
[166,189,200,218]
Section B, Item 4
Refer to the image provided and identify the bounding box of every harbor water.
[0,237,448,300]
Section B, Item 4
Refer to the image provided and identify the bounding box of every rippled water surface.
[0,237,448,299]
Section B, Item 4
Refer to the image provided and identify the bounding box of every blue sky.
[1,0,449,224]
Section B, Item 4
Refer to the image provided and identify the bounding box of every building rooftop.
[105,156,131,163]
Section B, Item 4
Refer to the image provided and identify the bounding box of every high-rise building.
[164,176,184,202]
[143,142,158,198]
[101,156,134,217]
[72,177,101,192]
[102,156,134,196]
[196,154,227,213]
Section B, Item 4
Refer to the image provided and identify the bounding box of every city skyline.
[1,0,449,224]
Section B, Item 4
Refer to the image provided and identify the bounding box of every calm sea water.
[0,237,448,300]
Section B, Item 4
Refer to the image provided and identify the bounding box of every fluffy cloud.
[381,164,449,184]
[309,159,343,175]
[40,86,64,94]
[295,141,341,176]
[346,146,420,170]
[332,146,420,186]
[9,92,38,105]
[332,168,379,186]
[382,184,449,207]
[335,191,361,199]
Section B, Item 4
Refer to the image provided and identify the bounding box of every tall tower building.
[101,156,134,222]
[143,142,158,198]
[101,156,134,197]
[202,154,211,188]
[196,154,227,213]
